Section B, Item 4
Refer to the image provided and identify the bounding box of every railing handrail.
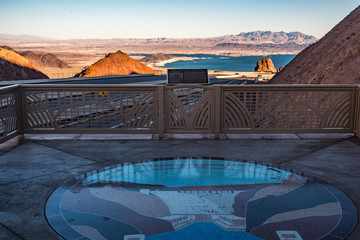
[18,83,360,88]
[0,84,20,93]
[0,83,358,91]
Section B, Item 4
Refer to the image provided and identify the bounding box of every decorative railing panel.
[165,86,215,133]
[0,86,19,143]
[221,86,356,133]
[0,84,359,141]
[23,86,159,133]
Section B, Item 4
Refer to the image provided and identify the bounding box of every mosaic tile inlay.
[46,158,358,240]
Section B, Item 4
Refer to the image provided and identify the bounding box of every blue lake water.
[131,53,296,72]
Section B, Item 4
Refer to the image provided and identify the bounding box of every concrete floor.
[0,134,359,240]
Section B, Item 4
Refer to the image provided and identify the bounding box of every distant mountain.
[74,50,155,77]
[0,31,318,57]
[0,47,48,81]
[212,42,307,53]
[21,51,70,68]
[0,34,55,41]
[231,31,317,45]
[270,6,360,84]
[140,53,175,63]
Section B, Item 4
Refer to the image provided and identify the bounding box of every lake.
[162,54,296,72]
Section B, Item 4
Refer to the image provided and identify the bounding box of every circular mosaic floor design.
[46,158,358,240]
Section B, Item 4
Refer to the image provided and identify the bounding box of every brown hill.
[74,50,155,77]
[254,57,276,72]
[0,47,48,81]
[270,6,360,84]
[21,51,70,68]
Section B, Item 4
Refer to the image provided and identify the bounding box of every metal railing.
[0,85,21,143]
[0,84,359,143]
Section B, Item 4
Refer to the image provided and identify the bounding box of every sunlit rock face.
[0,47,48,81]
[254,57,276,72]
[74,50,155,77]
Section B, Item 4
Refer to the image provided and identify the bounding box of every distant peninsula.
[140,53,201,67]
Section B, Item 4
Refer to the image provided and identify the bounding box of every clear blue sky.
[0,0,358,40]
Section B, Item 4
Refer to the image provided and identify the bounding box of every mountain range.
[232,31,316,44]
[0,31,317,56]
[0,34,55,41]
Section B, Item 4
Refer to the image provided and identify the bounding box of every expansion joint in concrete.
[277,139,348,165]
[0,222,26,240]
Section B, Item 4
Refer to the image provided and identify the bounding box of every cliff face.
[0,47,48,81]
[74,50,155,77]
[21,51,70,68]
[270,6,360,84]
[254,57,276,72]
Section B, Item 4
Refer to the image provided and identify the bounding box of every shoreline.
[146,56,199,67]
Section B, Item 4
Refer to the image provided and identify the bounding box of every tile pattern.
[46,158,357,240]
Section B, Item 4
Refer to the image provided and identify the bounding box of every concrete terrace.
[0,133,359,239]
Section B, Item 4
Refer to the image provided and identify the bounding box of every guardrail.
[0,84,359,143]
[0,85,21,143]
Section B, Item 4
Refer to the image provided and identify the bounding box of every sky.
[0,0,359,40]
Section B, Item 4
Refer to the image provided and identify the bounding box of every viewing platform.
[0,79,359,239]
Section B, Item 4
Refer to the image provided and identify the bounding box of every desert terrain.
[0,31,314,79]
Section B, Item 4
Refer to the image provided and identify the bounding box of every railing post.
[15,85,25,134]
[158,85,165,140]
[354,86,360,136]
[214,86,221,139]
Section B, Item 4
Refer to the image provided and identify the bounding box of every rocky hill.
[21,51,70,68]
[74,50,155,77]
[0,47,48,81]
[270,6,360,84]
[141,53,175,63]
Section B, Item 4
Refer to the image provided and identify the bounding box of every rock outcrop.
[270,6,360,84]
[0,47,48,81]
[74,50,155,78]
[141,53,174,64]
[254,57,276,72]
[21,51,70,68]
